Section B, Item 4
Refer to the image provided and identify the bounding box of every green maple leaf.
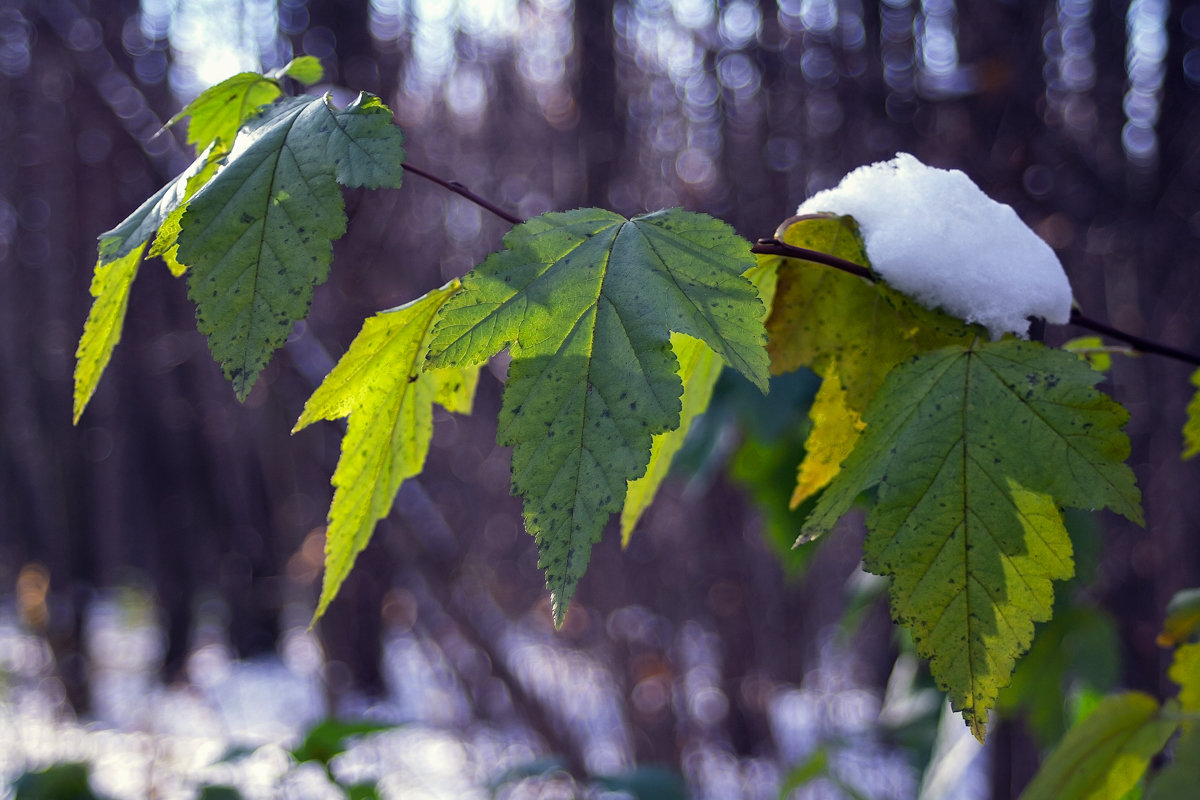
[295,281,478,620]
[1020,692,1176,800]
[1184,368,1200,459]
[428,207,769,624]
[803,340,1142,738]
[621,261,778,544]
[176,92,406,400]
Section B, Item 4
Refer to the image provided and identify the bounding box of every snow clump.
[797,153,1074,338]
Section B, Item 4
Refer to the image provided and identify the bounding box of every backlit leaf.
[620,332,721,545]
[1020,692,1175,800]
[295,282,477,620]
[1169,641,1200,714]
[791,368,864,507]
[1184,368,1200,459]
[804,340,1142,738]
[270,55,325,86]
[167,72,282,154]
[428,207,769,624]
[73,246,143,424]
[177,92,406,400]
[620,261,777,545]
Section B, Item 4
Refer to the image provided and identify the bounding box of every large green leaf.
[295,282,478,620]
[428,207,769,624]
[803,340,1142,738]
[1021,692,1176,800]
[177,92,406,399]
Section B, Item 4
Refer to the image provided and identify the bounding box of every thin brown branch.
[1069,308,1200,367]
[752,237,1200,368]
[751,238,875,281]
[404,162,524,226]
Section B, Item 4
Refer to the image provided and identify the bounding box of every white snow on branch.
[797,153,1074,338]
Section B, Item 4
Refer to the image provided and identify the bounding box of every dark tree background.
[2,0,1200,796]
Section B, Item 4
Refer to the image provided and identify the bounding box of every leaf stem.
[404,162,524,226]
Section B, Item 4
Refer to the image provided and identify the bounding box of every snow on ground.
[797,153,1074,338]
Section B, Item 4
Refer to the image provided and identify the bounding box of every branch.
[1069,308,1200,367]
[404,162,524,226]
[752,238,1200,368]
[751,238,875,281]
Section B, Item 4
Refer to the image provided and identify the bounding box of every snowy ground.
[0,590,987,799]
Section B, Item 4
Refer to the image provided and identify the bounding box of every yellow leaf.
[73,246,144,424]
[791,369,864,508]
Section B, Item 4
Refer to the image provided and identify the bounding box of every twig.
[751,238,875,281]
[1069,308,1200,367]
[404,162,524,226]
[752,237,1200,368]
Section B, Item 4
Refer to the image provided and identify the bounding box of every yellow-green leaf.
[620,333,722,545]
[1169,641,1200,714]
[167,71,282,154]
[1062,336,1114,373]
[804,340,1142,739]
[271,55,325,86]
[1021,692,1176,800]
[295,281,478,621]
[620,262,777,546]
[73,246,143,424]
[791,368,863,508]
[1184,368,1200,459]
[1157,587,1200,646]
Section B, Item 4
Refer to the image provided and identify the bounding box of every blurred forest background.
[2,0,1200,797]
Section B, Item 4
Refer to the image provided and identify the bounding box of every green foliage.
[290,719,399,765]
[1144,726,1200,800]
[294,282,478,619]
[177,92,405,399]
[428,207,769,624]
[1184,367,1200,459]
[1157,587,1200,646]
[13,762,106,800]
[762,215,973,505]
[803,340,1141,738]
[72,246,142,424]
[1020,692,1177,800]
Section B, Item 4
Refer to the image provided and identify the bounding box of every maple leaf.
[294,281,479,621]
[176,92,406,400]
[428,207,769,624]
[803,340,1142,739]
[621,261,778,544]
[762,214,973,502]
[1020,692,1176,800]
